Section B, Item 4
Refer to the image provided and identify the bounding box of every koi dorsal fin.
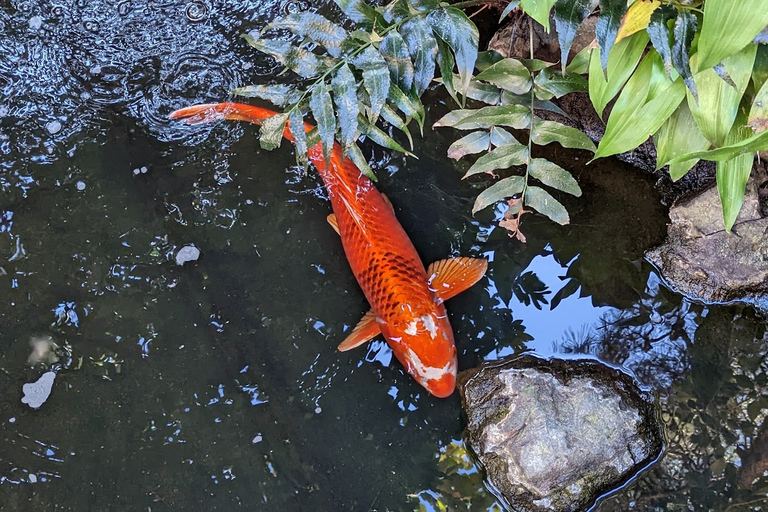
[338,310,380,351]
[427,257,488,301]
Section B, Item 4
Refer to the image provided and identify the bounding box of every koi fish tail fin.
[169,102,279,127]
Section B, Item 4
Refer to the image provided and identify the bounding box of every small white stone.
[45,120,62,135]
[76,181,86,191]
[314,406,322,414]
[28,474,37,483]
[252,434,262,444]
[9,417,16,423]
[132,168,140,175]
[21,371,56,409]
[140,166,148,174]
[28,16,43,30]
[175,245,200,266]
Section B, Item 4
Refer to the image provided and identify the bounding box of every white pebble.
[45,120,62,135]
[28,474,37,483]
[175,245,200,266]
[132,168,140,175]
[28,16,43,30]
[252,434,262,444]
[140,166,148,174]
[21,371,56,409]
[9,417,16,423]
[314,406,322,414]
[76,181,86,191]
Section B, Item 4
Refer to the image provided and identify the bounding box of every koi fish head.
[380,303,458,398]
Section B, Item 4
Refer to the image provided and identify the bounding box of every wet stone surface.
[459,356,663,512]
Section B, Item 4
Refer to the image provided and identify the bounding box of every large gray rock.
[646,177,768,310]
[459,356,663,512]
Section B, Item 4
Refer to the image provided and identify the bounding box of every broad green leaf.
[334,0,384,28]
[476,50,505,72]
[380,104,413,148]
[753,45,768,93]
[352,46,390,123]
[475,58,532,95]
[289,109,309,169]
[668,128,768,164]
[266,12,347,58]
[615,0,659,42]
[427,7,479,97]
[501,92,569,116]
[433,105,531,130]
[358,115,410,155]
[231,84,302,106]
[331,64,360,155]
[525,186,570,224]
[565,45,591,74]
[554,0,596,72]
[379,30,414,93]
[244,35,332,78]
[688,44,757,146]
[520,58,557,72]
[401,17,439,96]
[442,74,502,104]
[408,0,440,12]
[259,112,289,151]
[381,0,415,23]
[346,142,378,182]
[588,30,649,117]
[654,101,709,180]
[528,158,581,196]
[499,1,520,22]
[389,84,424,128]
[647,5,675,80]
[464,143,528,178]
[697,0,768,71]
[748,79,768,133]
[534,68,588,97]
[671,10,697,101]
[521,0,558,32]
[595,51,686,159]
[490,127,520,147]
[472,176,525,214]
[532,119,597,151]
[309,81,336,165]
[436,38,459,105]
[447,131,490,160]
[595,0,628,75]
[717,122,754,231]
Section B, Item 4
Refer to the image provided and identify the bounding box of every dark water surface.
[2,1,767,511]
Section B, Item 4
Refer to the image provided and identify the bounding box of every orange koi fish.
[170,102,487,397]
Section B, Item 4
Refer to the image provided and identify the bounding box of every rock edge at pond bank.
[458,356,663,512]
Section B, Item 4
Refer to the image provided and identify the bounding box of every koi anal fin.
[427,257,488,302]
[338,310,381,351]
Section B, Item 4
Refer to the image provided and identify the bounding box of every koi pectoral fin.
[427,257,488,302]
[338,310,381,351]
[327,213,340,235]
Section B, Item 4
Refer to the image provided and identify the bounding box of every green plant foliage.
[696,0,768,72]
[588,30,649,118]
[595,0,628,76]
[553,0,597,73]
[521,0,558,32]
[654,101,709,181]
[717,120,754,231]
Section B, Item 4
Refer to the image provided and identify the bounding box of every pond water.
[1,1,767,511]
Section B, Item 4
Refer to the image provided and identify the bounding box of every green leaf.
[334,0,384,28]
[408,0,440,12]
[381,0,415,23]
[668,128,768,164]
[647,5,675,80]
[388,83,423,127]
[521,0,558,32]
[331,63,360,155]
[553,0,596,72]
[427,7,479,97]
[748,78,768,133]
[595,51,686,159]
[231,84,302,107]
[266,12,348,58]
[472,176,525,214]
[671,10,697,101]
[476,50,505,72]
[595,0,628,76]
[379,30,414,94]
[309,81,336,165]
[697,0,768,71]
[442,75,502,104]
[475,58,532,95]
[352,46,390,123]
[436,38,459,105]
[565,45,591,74]
[380,104,413,148]
[588,30,649,117]
[401,17,439,96]
[654,100,709,180]
[534,68,588,97]
[688,44,757,146]
[244,35,332,79]
[529,158,581,196]
[346,142,378,182]
[433,105,531,130]
[499,0,520,22]
[532,119,597,151]
[717,122,754,231]
[358,115,410,155]
[464,143,529,178]
[447,131,490,160]
[259,112,289,151]
[490,127,519,147]
[289,109,309,169]
[525,186,569,224]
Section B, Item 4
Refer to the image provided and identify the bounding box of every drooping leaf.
[588,30,649,117]
[358,115,410,155]
[528,158,581,196]
[289,109,309,169]
[654,100,709,180]
[443,74,502,104]
[380,104,413,148]
[475,58,532,95]
[668,128,768,164]
[697,0,768,72]
[671,10,697,101]
[427,7,479,97]
[346,141,378,182]
[334,0,384,28]
[615,0,659,42]
[531,119,597,151]
[534,68,588,97]
[525,186,569,224]
[553,0,597,72]
[231,84,302,107]
[401,17,439,96]
[464,143,529,178]
[331,64,360,155]
[259,112,289,151]
[352,46,390,123]
[521,0,558,32]
[472,176,525,214]
[381,0,414,23]
[447,131,490,160]
[500,91,569,116]
[647,5,676,80]
[244,35,332,79]
[595,51,686,159]
[388,83,423,127]
[379,30,414,93]
[490,127,520,147]
[717,121,754,231]
[266,12,348,58]
[687,44,757,146]
[595,0,629,76]
[309,81,336,165]
[435,38,459,105]
[748,79,768,133]
[434,105,531,131]
[499,0,521,22]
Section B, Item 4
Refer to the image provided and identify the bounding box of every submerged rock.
[646,177,768,310]
[458,356,663,512]
[21,371,57,409]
